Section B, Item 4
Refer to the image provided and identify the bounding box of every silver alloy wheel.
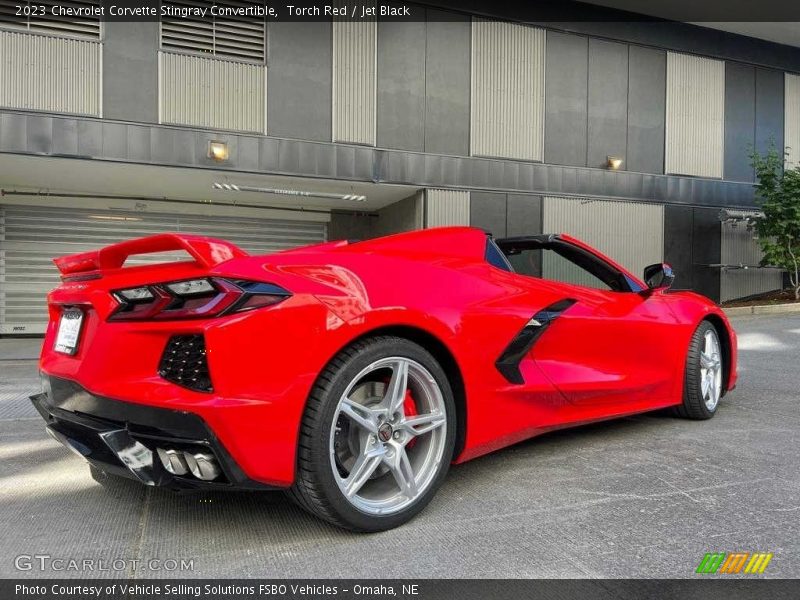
[700,329,723,411]
[329,356,447,516]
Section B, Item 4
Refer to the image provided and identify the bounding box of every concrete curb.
[724,303,800,317]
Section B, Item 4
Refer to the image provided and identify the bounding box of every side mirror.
[643,263,675,290]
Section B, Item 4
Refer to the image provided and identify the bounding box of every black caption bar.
[3,0,800,22]
[2,580,800,600]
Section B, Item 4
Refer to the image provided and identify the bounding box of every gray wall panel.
[424,11,471,156]
[755,67,784,156]
[506,194,542,237]
[377,20,426,151]
[267,21,332,142]
[329,197,424,241]
[724,62,756,183]
[328,212,375,241]
[664,205,694,291]
[373,192,423,237]
[468,193,541,238]
[470,192,507,237]
[103,22,158,123]
[587,39,628,170]
[691,207,722,302]
[544,32,588,167]
[627,46,666,175]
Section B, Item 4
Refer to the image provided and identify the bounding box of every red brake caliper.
[402,389,418,449]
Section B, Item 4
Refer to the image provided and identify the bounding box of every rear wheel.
[288,336,456,531]
[675,321,724,419]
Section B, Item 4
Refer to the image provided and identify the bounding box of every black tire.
[674,320,723,420]
[288,336,456,532]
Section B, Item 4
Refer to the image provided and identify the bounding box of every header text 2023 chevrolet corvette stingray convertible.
[32,227,737,531]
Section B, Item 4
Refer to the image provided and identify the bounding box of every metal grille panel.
[0,205,326,334]
[159,50,266,133]
[785,73,800,169]
[0,29,101,116]
[332,8,376,145]
[470,19,545,161]
[425,189,470,227]
[542,196,664,289]
[0,1,101,39]
[160,0,264,63]
[720,218,783,302]
[159,334,212,392]
[665,52,725,178]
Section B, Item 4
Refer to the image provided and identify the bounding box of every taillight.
[109,278,290,321]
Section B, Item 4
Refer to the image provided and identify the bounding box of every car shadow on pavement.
[90,411,675,537]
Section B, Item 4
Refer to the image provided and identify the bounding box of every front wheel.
[675,321,724,420]
[288,336,456,532]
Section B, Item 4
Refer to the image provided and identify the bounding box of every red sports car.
[32,227,737,531]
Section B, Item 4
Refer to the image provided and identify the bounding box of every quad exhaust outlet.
[157,448,221,481]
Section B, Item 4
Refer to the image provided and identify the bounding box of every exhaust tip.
[157,448,189,476]
[183,451,221,481]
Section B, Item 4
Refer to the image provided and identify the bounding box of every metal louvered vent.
[159,334,213,392]
[0,1,101,39]
[161,0,265,63]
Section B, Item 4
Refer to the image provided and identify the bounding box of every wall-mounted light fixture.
[208,141,229,162]
[606,156,623,170]
[212,182,367,202]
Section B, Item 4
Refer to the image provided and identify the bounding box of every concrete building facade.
[0,0,797,334]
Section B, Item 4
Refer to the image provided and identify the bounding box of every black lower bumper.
[31,375,277,491]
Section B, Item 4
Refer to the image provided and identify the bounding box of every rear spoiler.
[53,233,248,277]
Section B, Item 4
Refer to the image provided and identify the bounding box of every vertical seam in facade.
[542,30,548,164]
[422,13,428,153]
[662,51,668,175]
[467,16,473,158]
[331,19,336,142]
[468,17,474,156]
[585,36,589,168]
[624,44,630,168]
[752,67,757,181]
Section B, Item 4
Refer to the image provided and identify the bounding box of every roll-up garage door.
[0,205,327,335]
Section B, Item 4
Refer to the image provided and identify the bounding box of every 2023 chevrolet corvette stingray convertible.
[32,226,737,531]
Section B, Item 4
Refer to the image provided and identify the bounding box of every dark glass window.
[485,238,514,272]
